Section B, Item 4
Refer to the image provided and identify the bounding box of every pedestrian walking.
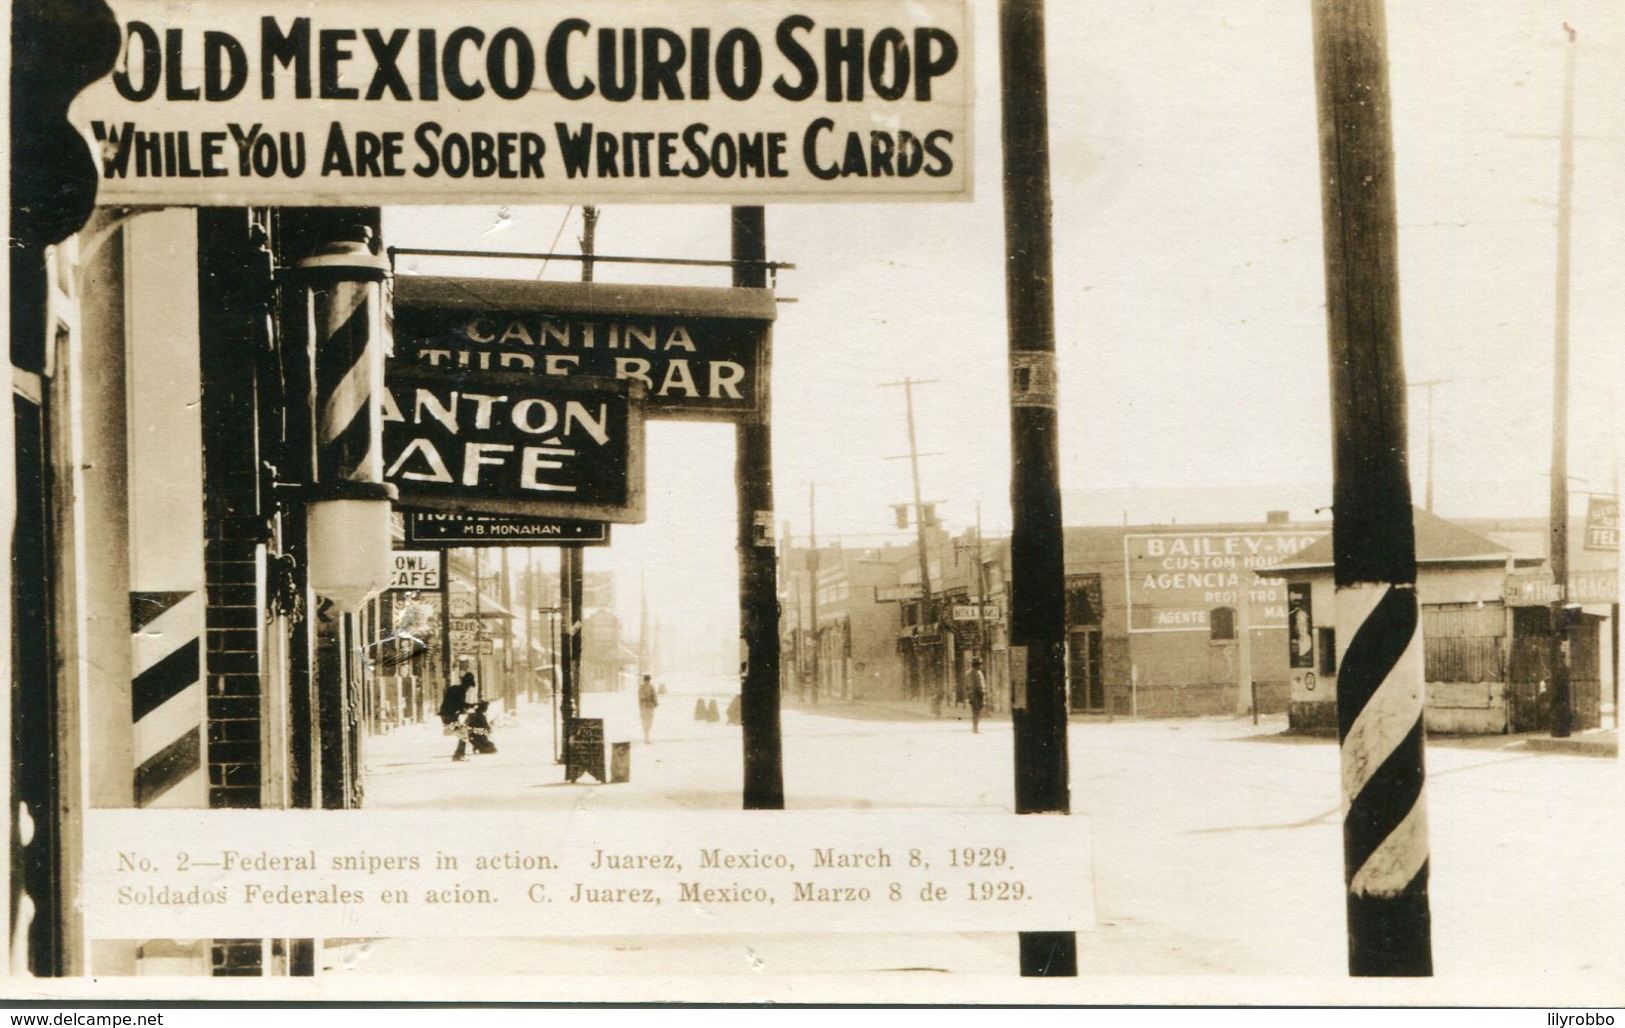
[466,701,499,755]
[440,671,475,761]
[638,674,659,743]
[967,658,987,734]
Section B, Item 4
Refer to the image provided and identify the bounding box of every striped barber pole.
[130,590,206,806]
[1312,0,1434,976]
[1335,581,1431,975]
[302,231,390,488]
[309,267,386,485]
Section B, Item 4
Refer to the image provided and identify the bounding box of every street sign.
[393,278,775,422]
[404,511,610,547]
[387,550,441,590]
[382,365,644,523]
[950,604,999,621]
[1584,497,1619,552]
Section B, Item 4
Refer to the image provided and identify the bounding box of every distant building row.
[777,509,1617,733]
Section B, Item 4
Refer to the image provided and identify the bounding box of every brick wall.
[198,208,271,809]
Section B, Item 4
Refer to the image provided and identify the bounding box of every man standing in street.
[637,674,659,744]
[967,658,987,734]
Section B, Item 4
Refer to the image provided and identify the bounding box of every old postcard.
[4,0,1622,1009]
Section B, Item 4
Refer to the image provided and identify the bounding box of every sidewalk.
[1516,726,1619,757]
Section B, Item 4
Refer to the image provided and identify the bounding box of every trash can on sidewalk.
[610,742,631,784]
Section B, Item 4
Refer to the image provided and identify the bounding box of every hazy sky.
[386,2,1624,642]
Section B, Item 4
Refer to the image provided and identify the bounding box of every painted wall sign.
[75,0,972,206]
[381,365,644,522]
[1504,568,1619,606]
[393,277,774,422]
[404,511,610,547]
[1123,531,1326,634]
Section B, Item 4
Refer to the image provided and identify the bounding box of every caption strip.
[85,810,1092,938]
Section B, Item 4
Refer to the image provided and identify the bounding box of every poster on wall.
[1287,582,1313,670]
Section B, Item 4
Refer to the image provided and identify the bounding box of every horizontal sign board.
[393,278,773,422]
[404,510,609,547]
[950,603,998,621]
[388,550,441,589]
[1504,569,1619,606]
[382,365,644,523]
[75,0,971,206]
[1124,531,1326,633]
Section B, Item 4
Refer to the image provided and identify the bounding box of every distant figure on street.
[658,683,668,695]
[638,674,659,743]
[725,694,742,726]
[440,672,475,761]
[967,659,987,734]
[466,701,498,755]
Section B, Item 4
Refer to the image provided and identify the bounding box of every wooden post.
[1311,0,1434,976]
[732,206,785,810]
[998,0,1076,977]
[1547,27,1578,739]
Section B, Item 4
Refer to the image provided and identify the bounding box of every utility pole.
[638,570,650,685]
[500,546,515,713]
[1409,379,1449,513]
[881,377,942,709]
[537,597,561,762]
[439,549,452,701]
[999,0,1075,977]
[975,503,990,690]
[471,548,483,699]
[1236,581,1256,723]
[555,206,599,739]
[732,206,785,810]
[1311,0,1433,976]
[808,482,821,705]
[1547,25,1578,739]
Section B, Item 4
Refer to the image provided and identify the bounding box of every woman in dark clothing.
[440,672,475,761]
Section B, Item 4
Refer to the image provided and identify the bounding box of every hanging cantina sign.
[73,0,971,206]
[382,366,645,522]
[393,277,775,421]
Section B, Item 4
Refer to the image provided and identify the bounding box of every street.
[344,676,1624,997]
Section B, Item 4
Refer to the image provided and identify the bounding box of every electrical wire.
[535,204,576,280]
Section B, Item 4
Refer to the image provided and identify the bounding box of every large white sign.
[74,0,972,205]
[1123,531,1325,634]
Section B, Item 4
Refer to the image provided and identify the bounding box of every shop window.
[1318,627,1337,675]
